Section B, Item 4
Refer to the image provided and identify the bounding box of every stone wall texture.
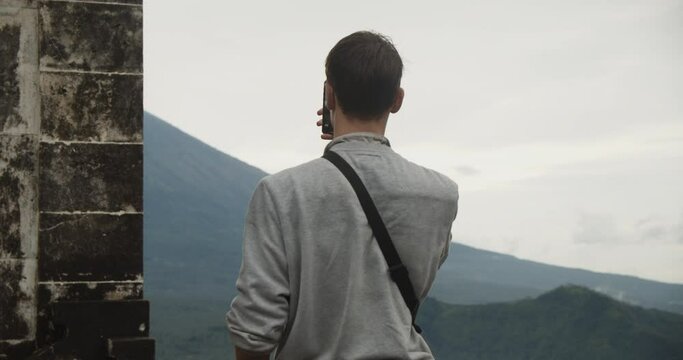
[0,0,152,358]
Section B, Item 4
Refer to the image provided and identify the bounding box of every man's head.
[325,31,404,121]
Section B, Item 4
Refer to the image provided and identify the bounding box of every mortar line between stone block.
[0,339,31,345]
[40,68,142,76]
[46,0,142,7]
[40,139,142,145]
[40,211,143,215]
[39,280,144,285]
[0,133,39,137]
[0,257,37,262]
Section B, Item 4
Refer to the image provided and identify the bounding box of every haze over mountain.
[142,112,683,359]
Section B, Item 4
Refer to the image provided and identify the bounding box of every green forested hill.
[420,285,683,360]
[142,112,683,359]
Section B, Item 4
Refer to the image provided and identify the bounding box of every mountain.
[144,111,265,297]
[420,285,683,360]
[143,112,266,359]
[142,112,683,359]
[432,243,683,314]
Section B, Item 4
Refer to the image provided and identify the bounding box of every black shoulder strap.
[322,150,422,334]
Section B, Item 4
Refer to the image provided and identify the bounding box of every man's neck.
[332,112,389,139]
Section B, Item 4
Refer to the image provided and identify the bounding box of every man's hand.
[316,108,333,140]
[235,347,270,360]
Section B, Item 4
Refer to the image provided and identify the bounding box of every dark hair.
[325,31,403,120]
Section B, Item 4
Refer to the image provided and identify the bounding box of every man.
[226,31,459,360]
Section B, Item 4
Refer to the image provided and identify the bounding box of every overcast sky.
[144,0,683,284]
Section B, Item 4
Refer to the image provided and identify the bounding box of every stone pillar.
[0,0,152,358]
[1,2,41,357]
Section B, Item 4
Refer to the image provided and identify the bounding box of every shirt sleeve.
[226,178,290,353]
[439,184,458,268]
[438,232,452,268]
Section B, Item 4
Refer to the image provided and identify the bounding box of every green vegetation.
[419,285,683,360]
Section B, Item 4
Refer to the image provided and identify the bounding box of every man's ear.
[325,82,337,110]
[390,87,404,114]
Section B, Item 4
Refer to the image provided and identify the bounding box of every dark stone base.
[31,300,153,360]
[36,282,143,348]
[108,337,155,360]
[0,340,35,360]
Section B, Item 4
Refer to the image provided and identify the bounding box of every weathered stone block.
[0,134,38,259]
[0,1,37,8]
[38,280,142,307]
[39,142,142,212]
[37,281,143,305]
[0,7,39,134]
[42,0,141,4]
[0,259,36,340]
[47,0,143,4]
[41,72,142,142]
[39,213,142,281]
[36,281,143,346]
[0,21,20,131]
[39,1,142,72]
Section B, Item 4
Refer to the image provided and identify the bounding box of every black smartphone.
[322,82,333,135]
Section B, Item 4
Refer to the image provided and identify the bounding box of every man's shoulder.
[393,152,459,197]
[257,157,332,190]
[258,150,458,203]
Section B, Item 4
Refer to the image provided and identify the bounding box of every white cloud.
[635,216,668,242]
[675,213,683,244]
[400,121,683,192]
[453,165,480,177]
[573,212,621,244]
[144,0,683,283]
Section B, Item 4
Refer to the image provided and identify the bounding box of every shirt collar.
[323,132,392,153]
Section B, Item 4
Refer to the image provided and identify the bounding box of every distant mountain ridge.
[434,242,683,314]
[142,112,683,359]
[420,285,683,360]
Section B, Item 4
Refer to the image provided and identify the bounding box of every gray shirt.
[226,132,459,359]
